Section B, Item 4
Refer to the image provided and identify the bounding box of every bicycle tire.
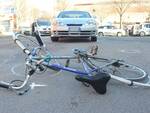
[87,56,147,81]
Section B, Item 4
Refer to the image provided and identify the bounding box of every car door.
[146,24,150,35]
[108,26,115,35]
[103,26,110,35]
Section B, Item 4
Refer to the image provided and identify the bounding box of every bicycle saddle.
[75,72,110,94]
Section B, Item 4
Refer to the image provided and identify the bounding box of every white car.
[32,19,51,36]
[51,10,98,42]
[138,23,150,36]
[98,26,126,37]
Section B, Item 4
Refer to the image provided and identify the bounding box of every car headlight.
[37,27,43,31]
[58,21,66,26]
[52,21,66,26]
[85,20,96,26]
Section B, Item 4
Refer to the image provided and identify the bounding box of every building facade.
[0,0,16,33]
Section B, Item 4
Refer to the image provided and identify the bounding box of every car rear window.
[57,11,91,18]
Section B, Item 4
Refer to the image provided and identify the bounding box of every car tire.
[117,32,122,37]
[98,32,104,37]
[140,32,145,37]
[91,36,97,42]
[51,37,59,42]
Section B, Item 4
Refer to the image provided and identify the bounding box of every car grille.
[67,24,82,26]
[54,31,96,36]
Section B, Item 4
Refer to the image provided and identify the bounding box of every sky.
[27,0,96,11]
[69,0,94,4]
[28,0,102,11]
[28,0,55,11]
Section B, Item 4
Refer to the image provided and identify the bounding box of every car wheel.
[51,37,59,42]
[140,32,145,37]
[98,32,103,37]
[91,36,97,42]
[117,32,122,37]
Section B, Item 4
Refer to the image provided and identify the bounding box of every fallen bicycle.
[0,32,149,95]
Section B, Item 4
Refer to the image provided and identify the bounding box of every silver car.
[32,19,51,36]
[98,25,126,37]
[51,11,97,41]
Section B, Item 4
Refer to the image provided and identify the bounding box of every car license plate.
[69,27,80,31]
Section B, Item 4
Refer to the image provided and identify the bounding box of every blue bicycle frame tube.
[41,61,99,77]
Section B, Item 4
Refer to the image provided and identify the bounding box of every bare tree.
[14,0,28,26]
[90,4,113,25]
[113,0,135,28]
[140,1,150,22]
[56,0,69,11]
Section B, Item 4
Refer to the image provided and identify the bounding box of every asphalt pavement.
[0,35,150,113]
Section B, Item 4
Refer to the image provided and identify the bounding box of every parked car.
[98,25,126,37]
[18,25,31,35]
[138,23,150,36]
[128,23,140,36]
[32,19,51,36]
[51,10,98,42]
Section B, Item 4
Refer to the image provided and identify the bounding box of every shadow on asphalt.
[55,38,92,43]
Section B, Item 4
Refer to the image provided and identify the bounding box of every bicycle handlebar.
[12,33,31,55]
[0,81,10,89]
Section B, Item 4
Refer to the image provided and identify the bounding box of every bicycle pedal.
[65,59,70,67]
[90,45,98,56]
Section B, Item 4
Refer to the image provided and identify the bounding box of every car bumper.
[39,30,51,36]
[51,26,97,37]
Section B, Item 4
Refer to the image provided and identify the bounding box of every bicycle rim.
[88,57,147,81]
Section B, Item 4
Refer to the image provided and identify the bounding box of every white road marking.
[30,82,47,90]
[11,64,23,76]
[120,49,141,54]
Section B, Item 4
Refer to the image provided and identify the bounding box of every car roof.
[34,19,50,23]
[140,23,150,25]
[99,25,115,27]
[59,10,89,14]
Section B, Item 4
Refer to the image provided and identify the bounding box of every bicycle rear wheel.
[87,57,147,81]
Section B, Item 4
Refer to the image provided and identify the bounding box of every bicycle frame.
[30,51,99,77]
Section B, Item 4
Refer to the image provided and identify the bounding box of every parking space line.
[120,49,141,54]
[11,64,23,76]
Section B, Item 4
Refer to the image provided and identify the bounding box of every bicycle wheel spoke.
[88,57,147,81]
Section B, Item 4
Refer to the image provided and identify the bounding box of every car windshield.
[37,20,51,26]
[144,24,150,28]
[57,11,91,18]
[106,26,117,29]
